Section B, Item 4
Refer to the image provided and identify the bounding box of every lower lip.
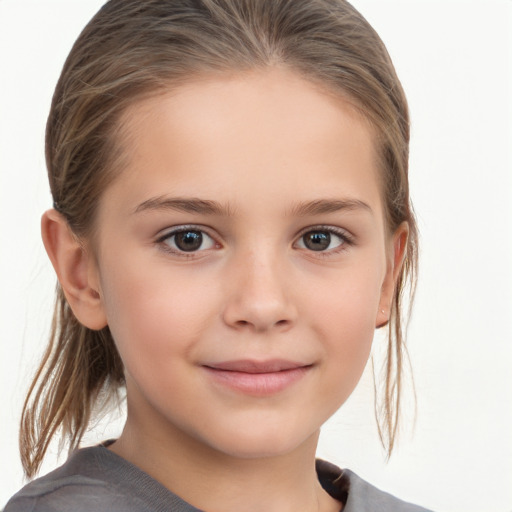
[203,366,310,396]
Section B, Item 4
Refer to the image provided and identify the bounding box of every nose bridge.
[222,240,296,332]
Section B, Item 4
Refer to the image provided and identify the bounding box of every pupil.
[175,231,202,251]
[304,231,330,251]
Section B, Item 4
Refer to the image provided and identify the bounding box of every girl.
[5,0,431,510]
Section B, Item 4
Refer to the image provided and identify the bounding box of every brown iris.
[302,231,331,251]
[174,230,204,251]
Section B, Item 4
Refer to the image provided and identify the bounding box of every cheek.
[305,265,383,392]
[98,256,218,372]
[307,262,383,337]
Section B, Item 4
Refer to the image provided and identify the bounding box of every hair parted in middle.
[21,0,417,478]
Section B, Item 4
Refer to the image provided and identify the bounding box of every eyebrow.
[288,198,373,216]
[133,196,372,217]
[133,196,234,216]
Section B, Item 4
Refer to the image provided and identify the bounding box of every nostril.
[223,295,297,332]
[232,318,290,331]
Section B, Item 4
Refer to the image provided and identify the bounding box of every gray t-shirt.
[5,446,433,511]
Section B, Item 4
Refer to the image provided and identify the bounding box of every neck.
[110,408,340,512]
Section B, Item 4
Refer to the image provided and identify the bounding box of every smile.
[202,359,312,396]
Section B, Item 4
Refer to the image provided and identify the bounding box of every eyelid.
[155,224,220,256]
[294,224,355,252]
[153,223,354,257]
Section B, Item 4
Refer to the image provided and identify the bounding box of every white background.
[0,1,511,511]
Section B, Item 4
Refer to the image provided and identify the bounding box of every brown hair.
[21,0,418,478]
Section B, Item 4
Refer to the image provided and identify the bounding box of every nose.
[222,250,297,333]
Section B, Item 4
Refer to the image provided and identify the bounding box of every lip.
[202,359,312,396]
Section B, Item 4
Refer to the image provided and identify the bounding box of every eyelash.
[294,225,354,257]
[156,225,218,258]
[155,224,354,258]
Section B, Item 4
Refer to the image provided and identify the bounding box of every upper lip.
[203,359,310,374]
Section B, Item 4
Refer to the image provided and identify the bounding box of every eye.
[159,228,216,253]
[295,228,350,252]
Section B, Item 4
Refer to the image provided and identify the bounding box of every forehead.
[109,67,383,218]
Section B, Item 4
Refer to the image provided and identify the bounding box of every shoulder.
[4,445,199,512]
[4,448,127,512]
[4,475,115,512]
[316,460,435,512]
[342,468,434,512]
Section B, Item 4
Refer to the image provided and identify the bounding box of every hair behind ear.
[375,220,418,456]
[20,286,124,478]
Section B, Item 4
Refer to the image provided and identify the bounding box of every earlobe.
[41,209,107,330]
[375,222,409,329]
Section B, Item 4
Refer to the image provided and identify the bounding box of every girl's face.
[89,68,401,459]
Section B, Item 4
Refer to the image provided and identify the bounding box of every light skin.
[42,67,407,512]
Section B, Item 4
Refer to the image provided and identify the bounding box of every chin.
[199,423,319,460]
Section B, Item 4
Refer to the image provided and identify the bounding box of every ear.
[41,209,107,330]
[375,221,409,329]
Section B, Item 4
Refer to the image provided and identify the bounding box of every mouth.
[202,359,312,396]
